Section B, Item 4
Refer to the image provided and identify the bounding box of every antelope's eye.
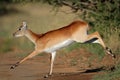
[18,28,21,30]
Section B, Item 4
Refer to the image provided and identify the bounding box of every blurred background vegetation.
[0,0,120,80]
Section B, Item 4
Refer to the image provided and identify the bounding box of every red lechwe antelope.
[10,21,115,78]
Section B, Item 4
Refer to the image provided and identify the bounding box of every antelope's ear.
[22,21,27,29]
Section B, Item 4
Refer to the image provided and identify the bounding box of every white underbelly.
[44,39,74,53]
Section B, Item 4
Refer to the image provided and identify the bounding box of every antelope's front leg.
[10,50,38,69]
[44,51,56,78]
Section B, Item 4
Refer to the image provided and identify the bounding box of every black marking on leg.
[105,47,116,59]
[84,38,98,43]
[106,47,112,54]
[10,62,19,69]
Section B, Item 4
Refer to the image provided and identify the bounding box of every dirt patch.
[0,48,115,80]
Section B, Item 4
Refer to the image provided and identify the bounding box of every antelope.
[10,21,115,78]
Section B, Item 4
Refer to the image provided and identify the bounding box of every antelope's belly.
[44,39,74,53]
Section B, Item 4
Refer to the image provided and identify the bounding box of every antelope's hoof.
[44,74,51,78]
[44,75,49,78]
[112,54,116,59]
[10,62,19,69]
[10,66,15,69]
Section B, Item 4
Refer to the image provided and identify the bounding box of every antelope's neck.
[25,29,39,44]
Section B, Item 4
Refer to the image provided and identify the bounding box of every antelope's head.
[13,22,27,37]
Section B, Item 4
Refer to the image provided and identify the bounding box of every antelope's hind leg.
[73,31,115,58]
[85,31,115,58]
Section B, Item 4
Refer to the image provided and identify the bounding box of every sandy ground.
[0,49,114,80]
